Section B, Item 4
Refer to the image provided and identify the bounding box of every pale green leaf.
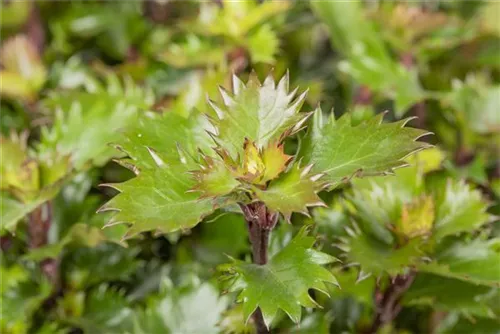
[191,1,289,38]
[0,35,46,101]
[135,278,228,334]
[0,133,39,200]
[247,24,279,64]
[219,227,338,328]
[209,73,308,159]
[192,156,240,198]
[254,164,323,220]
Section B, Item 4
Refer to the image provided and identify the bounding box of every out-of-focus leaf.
[189,1,289,38]
[342,232,422,276]
[311,1,424,116]
[219,227,338,328]
[65,243,141,289]
[50,2,147,60]
[403,273,498,318]
[22,223,108,262]
[395,195,435,240]
[444,77,500,134]
[0,35,47,101]
[0,1,30,29]
[432,179,492,240]
[1,192,55,235]
[0,131,38,200]
[247,24,279,64]
[159,35,228,68]
[69,285,133,333]
[419,238,500,287]
[35,322,67,334]
[219,304,256,334]
[296,312,335,334]
[39,76,154,173]
[436,313,500,334]
[181,213,249,265]
[134,278,229,334]
[328,269,376,306]
[479,1,500,36]
[0,265,51,334]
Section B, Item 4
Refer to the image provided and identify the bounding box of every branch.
[369,271,416,333]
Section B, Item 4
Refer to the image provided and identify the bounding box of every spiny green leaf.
[419,238,500,287]
[341,230,423,276]
[219,227,338,328]
[403,273,498,318]
[117,109,215,170]
[99,163,216,238]
[254,164,324,221]
[301,110,430,189]
[209,72,308,159]
[432,179,492,240]
[102,109,220,237]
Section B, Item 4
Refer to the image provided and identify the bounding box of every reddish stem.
[369,271,416,333]
[29,202,59,286]
[239,202,278,334]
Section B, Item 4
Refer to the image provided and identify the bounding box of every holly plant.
[101,72,430,332]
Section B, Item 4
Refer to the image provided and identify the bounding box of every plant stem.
[369,271,416,333]
[28,201,59,287]
[24,3,45,54]
[239,202,278,334]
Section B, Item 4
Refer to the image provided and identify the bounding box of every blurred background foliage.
[0,1,499,333]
